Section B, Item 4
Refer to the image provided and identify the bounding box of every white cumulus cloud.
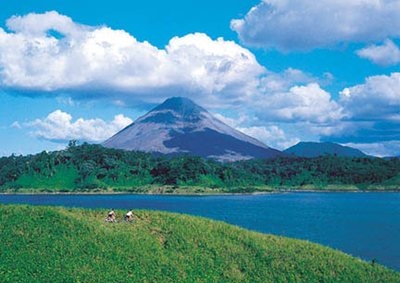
[215,77,346,148]
[0,11,264,105]
[340,72,400,120]
[231,0,400,51]
[256,83,344,123]
[24,110,133,142]
[332,73,400,148]
[356,39,400,66]
[237,125,300,150]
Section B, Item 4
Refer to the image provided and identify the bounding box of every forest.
[1,142,400,193]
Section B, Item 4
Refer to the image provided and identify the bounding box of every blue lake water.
[1,192,399,271]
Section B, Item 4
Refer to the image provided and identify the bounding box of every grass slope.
[1,205,399,282]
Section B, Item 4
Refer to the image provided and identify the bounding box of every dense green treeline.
[1,142,400,192]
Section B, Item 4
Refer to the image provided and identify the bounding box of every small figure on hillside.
[125,209,134,222]
[105,209,116,222]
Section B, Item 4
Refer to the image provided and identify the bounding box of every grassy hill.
[1,205,399,282]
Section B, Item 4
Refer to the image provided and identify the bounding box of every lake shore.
[1,184,399,195]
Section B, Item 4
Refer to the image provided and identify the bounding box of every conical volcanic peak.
[153,97,205,115]
[139,97,206,125]
[103,97,283,161]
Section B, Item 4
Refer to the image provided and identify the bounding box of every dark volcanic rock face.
[103,97,282,161]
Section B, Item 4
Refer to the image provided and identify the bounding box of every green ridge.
[1,143,400,192]
[1,205,399,282]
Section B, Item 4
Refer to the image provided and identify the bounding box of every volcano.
[103,97,282,161]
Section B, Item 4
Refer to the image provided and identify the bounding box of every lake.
[1,192,399,271]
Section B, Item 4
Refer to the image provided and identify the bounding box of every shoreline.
[1,187,399,196]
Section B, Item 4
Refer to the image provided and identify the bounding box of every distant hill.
[384,155,400,160]
[284,142,367,158]
[103,97,282,161]
[1,205,399,282]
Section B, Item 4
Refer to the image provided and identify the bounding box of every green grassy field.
[1,205,399,282]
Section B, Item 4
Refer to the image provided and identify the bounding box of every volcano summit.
[103,97,282,161]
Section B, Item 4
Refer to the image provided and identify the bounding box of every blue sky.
[1,0,400,157]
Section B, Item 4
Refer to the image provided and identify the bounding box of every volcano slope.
[1,205,399,282]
